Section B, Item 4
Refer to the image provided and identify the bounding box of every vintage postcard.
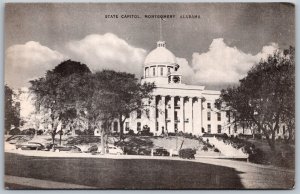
[4,2,295,189]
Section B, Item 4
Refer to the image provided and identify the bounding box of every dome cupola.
[144,41,177,65]
[142,41,182,85]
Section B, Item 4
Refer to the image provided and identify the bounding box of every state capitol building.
[116,40,244,136]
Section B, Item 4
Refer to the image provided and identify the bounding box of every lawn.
[5,152,243,189]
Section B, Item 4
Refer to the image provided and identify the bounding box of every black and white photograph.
[4,2,295,189]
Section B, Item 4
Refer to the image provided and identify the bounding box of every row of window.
[206,124,222,133]
[277,125,286,134]
[206,102,221,110]
[140,109,222,122]
[145,67,172,77]
[207,112,221,121]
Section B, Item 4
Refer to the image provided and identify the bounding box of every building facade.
[113,40,238,136]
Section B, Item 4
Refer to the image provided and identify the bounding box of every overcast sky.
[4,3,295,90]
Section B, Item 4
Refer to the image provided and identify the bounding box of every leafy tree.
[29,60,91,145]
[217,47,295,151]
[5,85,20,134]
[85,70,155,153]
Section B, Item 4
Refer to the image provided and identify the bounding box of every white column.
[186,97,193,133]
[149,96,156,133]
[178,96,185,132]
[158,96,166,135]
[169,96,175,133]
[193,98,202,135]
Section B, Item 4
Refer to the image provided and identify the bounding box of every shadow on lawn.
[5,152,244,189]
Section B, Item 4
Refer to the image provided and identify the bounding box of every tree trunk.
[119,115,124,141]
[59,131,62,145]
[52,132,55,145]
[271,130,276,151]
[287,122,294,143]
[101,129,105,154]
[264,129,276,151]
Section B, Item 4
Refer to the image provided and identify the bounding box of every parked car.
[179,148,196,159]
[153,148,170,156]
[138,148,151,155]
[106,145,123,155]
[7,135,29,144]
[45,143,81,152]
[16,142,45,151]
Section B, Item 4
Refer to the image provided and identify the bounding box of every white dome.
[144,41,177,65]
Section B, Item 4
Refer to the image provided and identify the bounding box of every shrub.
[139,130,153,136]
[179,148,196,159]
[21,128,35,135]
[248,148,267,164]
[202,146,208,152]
[238,133,253,139]
[75,130,83,135]
[37,130,44,135]
[128,129,135,136]
[214,148,220,152]
[9,128,21,135]
[254,134,262,140]
[168,132,176,136]
[202,133,214,138]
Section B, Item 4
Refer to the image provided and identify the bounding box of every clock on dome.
[173,76,181,83]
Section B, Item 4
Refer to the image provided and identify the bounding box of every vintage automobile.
[45,143,81,152]
[106,145,124,155]
[16,142,45,151]
[153,147,170,156]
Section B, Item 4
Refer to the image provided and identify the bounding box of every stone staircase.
[206,137,249,159]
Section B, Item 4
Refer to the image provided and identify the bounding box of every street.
[4,152,294,189]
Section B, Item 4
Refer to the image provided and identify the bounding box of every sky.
[4,3,295,90]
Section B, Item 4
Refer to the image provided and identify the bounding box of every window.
[228,126,231,134]
[153,67,156,76]
[217,112,221,121]
[156,122,159,131]
[168,67,171,74]
[283,125,286,134]
[234,125,237,133]
[207,103,211,109]
[125,122,129,131]
[207,112,211,121]
[156,109,159,118]
[165,109,168,119]
[207,124,211,133]
[145,67,149,77]
[175,111,178,121]
[226,110,230,122]
[217,125,222,133]
[137,122,141,131]
[160,67,163,76]
[113,121,118,132]
[215,102,221,110]
[126,113,130,118]
[137,109,141,119]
